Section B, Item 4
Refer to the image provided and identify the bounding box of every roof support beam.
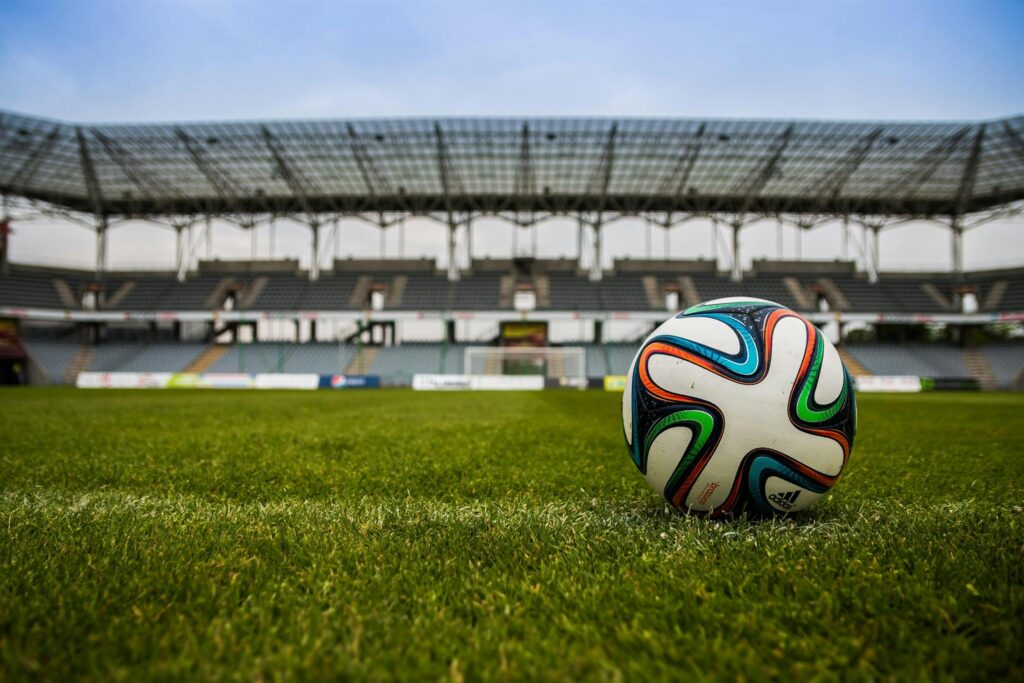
[733,124,794,216]
[514,124,535,219]
[954,125,987,218]
[5,126,61,190]
[1002,121,1024,162]
[587,123,618,209]
[76,127,105,218]
[888,127,971,203]
[92,130,175,205]
[658,123,706,206]
[261,126,318,217]
[808,126,883,213]
[434,123,464,216]
[175,128,244,212]
[346,124,393,199]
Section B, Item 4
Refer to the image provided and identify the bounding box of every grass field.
[1,388,1022,681]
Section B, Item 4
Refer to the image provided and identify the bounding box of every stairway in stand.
[836,347,871,377]
[63,345,95,384]
[963,348,1000,390]
[184,345,228,373]
[346,346,380,375]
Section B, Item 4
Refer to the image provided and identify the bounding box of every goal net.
[463,346,587,388]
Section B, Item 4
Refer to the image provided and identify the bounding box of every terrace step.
[184,344,228,373]
[837,347,871,377]
[386,275,407,307]
[64,345,94,384]
[533,274,551,308]
[983,280,1008,311]
[818,277,850,311]
[498,275,516,308]
[963,347,1000,391]
[105,281,135,308]
[678,276,701,308]
[349,276,372,309]
[210,277,247,309]
[783,276,814,310]
[53,278,78,308]
[346,346,379,374]
[920,282,953,312]
[642,276,663,309]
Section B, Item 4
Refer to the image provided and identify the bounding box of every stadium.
[2,112,1022,388]
[2,2,1023,681]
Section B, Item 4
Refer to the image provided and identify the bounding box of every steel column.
[951,218,964,277]
[795,224,802,260]
[710,218,718,263]
[95,217,108,278]
[731,222,742,282]
[174,225,185,282]
[868,226,880,283]
[269,217,276,259]
[841,216,849,260]
[0,195,8,275]
[333,219,340,261]
[447,220,459,281]
[576,218,584,269]
[776,218,784,259]
[206,216,213,259]
[310,222,320,281]
[589,219,602,281]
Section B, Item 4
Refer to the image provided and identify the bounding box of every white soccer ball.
[622,298,856,516]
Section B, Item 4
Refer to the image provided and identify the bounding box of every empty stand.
[845,344,971,378]
[543,273,601,310]
[22,337,81,383]
[1,262,1020,315]
[91,342,208,373]
[0,270,67,309]
[207,343,357,374]
[369,343,466,377]
[979,343,1024,389]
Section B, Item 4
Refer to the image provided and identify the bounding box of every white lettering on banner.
[198,373,254,389]
[412,374,545,391]
[854,375,922,393]
[253,374,320,390]
[76,372,173,389]
[469,375,545,391]
[412,374,472,391]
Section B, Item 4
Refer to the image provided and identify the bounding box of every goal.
[463,346,588,388]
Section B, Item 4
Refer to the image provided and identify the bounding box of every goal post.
[463,346,587,388]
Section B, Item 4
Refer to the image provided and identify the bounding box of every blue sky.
[0,0,1022,276]
[2,0,1022,122]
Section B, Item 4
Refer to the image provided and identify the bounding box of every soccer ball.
[622,297,856,516]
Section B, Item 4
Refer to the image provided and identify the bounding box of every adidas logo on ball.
[768,490,802,510]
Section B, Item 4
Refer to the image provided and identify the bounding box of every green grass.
[1,389,1022,682]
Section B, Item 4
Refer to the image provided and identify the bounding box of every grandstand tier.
[16,334,1023,390]
[3,260,1022,316]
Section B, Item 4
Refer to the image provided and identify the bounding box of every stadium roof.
[1,110,1023,220]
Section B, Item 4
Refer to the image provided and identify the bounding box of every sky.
[1,0,1022,274]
